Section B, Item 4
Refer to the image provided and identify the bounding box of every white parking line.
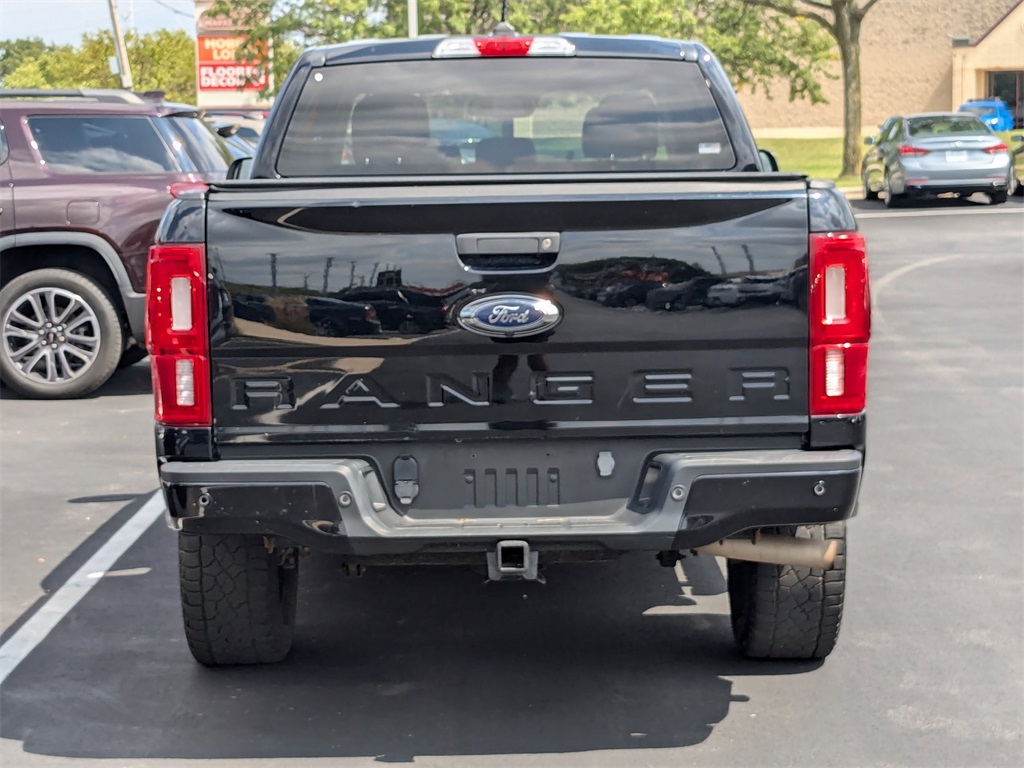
[857,207,1024,219]
[0,490,164,686]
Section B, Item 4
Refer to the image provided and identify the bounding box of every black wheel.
[0,268,123,399]
[398,318,422,335]
[883,172,903,208]
[727,522,846,660]
[117,344,149,368]
[179,532,299,666]
[990,190,1008,205]
[862,173,879,201]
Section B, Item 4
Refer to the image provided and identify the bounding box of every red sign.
[197,35,268,92]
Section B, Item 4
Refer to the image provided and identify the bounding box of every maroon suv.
[0,95,237,398]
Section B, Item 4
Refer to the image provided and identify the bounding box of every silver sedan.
[861,113,1013,207]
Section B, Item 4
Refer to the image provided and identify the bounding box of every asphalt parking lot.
[1,195,1021,767]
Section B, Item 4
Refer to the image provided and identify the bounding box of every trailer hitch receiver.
[487,540,540,581]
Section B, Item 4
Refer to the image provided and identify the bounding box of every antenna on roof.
[492,0,515,35]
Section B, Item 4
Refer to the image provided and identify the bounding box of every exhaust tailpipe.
[697,535,837,570]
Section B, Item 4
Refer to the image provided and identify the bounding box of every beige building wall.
[737,0,1021,136]
[952,3,1024,103]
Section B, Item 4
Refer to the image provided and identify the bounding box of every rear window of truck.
[277,57,736,176]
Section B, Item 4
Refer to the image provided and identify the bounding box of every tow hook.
[487,540,540,582]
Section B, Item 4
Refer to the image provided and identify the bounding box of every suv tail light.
[146,244,211,426]
[898,145,929,157]
[809,232,870,417]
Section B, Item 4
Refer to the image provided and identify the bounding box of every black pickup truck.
[148,32,870,666]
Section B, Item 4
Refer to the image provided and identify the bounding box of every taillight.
[476,37,532,56]
[983,142,1009,154]
[433,36,576,58]
[809,232,870,417]
[898,145,928,157]
[146,244,211,426]
[168,181,209,199]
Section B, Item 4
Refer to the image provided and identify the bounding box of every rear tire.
[883,172,904,208]
[0,268,123,399]
[727,522,846,659]
[989,190,1008,205]
[179,532,298,666]
[862,174,879,201]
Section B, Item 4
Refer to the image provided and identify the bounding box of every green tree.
[559,0,833,104]
[210,0,833,103]
[739,0,882,176]
[3,30,197,103]
[0,38,55,86]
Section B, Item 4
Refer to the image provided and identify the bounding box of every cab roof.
[300,33,709,68]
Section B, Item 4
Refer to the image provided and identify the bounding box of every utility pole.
[106,0,133,89]
[408,0,418,38]
[322,258,334,295]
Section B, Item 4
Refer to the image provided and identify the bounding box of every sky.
[0,0,195,45]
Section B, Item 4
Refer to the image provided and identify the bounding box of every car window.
[880,119,901,143]
[959,105,995,117]
[165,116,233,175]
[875,117,896,140]
[0,120,8,164]
[908,115,988,136]
[26,115,177,173]
[278,58,737,176]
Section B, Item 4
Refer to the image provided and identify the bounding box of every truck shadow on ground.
[0,514,819,762]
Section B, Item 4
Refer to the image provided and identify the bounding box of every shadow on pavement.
[1,507,818,762]
[0,359,152,400]
[849,192,1003,212]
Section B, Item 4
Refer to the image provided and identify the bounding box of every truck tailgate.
[205,178,810,445]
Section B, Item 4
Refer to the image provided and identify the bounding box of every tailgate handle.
[456,232,560,256]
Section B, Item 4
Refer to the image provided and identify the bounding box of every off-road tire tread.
[0,268,123,398]
[727,522,846,660]
[178,532,297,666]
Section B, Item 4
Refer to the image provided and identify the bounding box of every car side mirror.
[227,157,253,180]
[216,124,239,138]
[864,136,876,146]
[757,149,779,172]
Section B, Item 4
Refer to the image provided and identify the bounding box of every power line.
[150,0,193,18]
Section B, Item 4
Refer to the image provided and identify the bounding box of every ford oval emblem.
[457,294,562,338]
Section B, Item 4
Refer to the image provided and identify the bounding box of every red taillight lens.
[475,37,533,56]
[898,145,929,157]
[983,142,1009,154]
[809,232,870,417]
[146,244,211,426]
[168,181,209,199]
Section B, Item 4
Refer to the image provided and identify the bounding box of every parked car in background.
[202,109,266,144]
[205,114,264,146]
[1012,134,1024,196]
[861,112,1013,207]
[0,94,236,398]
[209,120,258,158]
[957,98,1015,132]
